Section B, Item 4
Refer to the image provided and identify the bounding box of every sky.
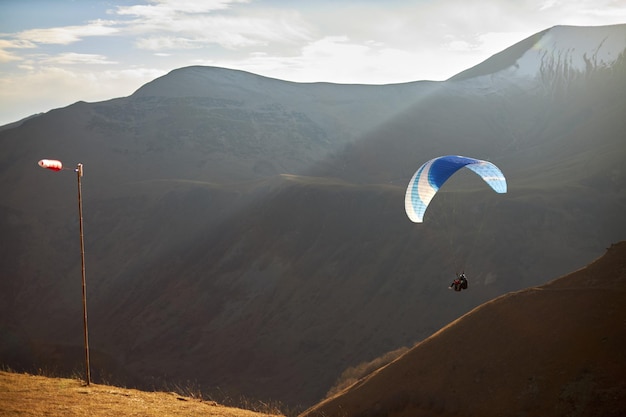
[1,0,625,126]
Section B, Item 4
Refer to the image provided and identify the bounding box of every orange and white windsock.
[38,159,63,171]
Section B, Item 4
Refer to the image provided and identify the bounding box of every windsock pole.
[38,159,91,386]
[76,163,90,386]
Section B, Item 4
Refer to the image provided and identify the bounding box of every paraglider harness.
[450,273,468,291]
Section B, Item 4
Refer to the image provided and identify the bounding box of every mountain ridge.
[450,24,626,82]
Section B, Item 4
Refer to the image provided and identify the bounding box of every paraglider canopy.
[405,155,507,223]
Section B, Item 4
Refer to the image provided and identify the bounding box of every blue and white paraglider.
[405,155,507,223]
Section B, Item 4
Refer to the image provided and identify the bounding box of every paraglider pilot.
[449,273,468,291]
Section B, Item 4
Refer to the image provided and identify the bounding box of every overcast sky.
[1,0,625,126]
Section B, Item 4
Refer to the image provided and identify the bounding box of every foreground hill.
[0,370,282,417]
[1,24,625,408]
[301,241,626,417]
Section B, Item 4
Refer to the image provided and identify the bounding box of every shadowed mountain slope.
[301,241,626,417]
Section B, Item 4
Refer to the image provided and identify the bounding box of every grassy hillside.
[301,241,626,417]
[0,370,283,417]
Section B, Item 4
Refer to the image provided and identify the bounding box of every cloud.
[115,0,250,17]
[136,36,202,51]
[193,35,462,84]
[15,20,119,45]
[123,9,312,51]
[0,39,36,62]
[133,16,300,49]
[40,53,118,65]
[538,0,626,19]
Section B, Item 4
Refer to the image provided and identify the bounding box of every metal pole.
[76,163,91,385]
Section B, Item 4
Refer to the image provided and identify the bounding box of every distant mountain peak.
[130,65,284,99]
[449,24,626,82]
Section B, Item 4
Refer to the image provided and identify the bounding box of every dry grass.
[0,371,283,417]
